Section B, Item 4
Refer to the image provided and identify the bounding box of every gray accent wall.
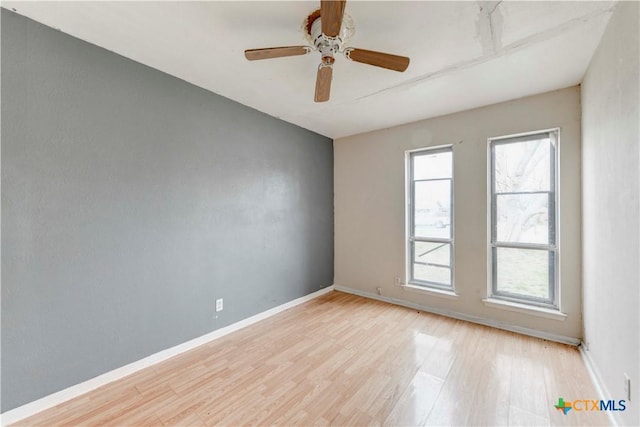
[1,10,333,412]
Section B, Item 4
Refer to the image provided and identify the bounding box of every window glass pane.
[495,247,551,300]
[413,242,450,267]
[496,194,550,244]
[494,137,550,193]
[413,264,451,286]
[411,242,452,287]
[408,147,454,290]
[414,151,452,180]
[414,180,451,239]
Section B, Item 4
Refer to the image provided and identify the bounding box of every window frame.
[406,145,454,291]
[488,129,560,308]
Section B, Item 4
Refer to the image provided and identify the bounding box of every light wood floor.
[14,291,609,426]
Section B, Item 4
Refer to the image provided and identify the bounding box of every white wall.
[581,1,639,425]
[335,86,582,341]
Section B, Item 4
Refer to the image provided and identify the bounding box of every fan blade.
[314,64,333,102]
[345,48,410,72]
[244,46,310,61]
[321,0,346,37]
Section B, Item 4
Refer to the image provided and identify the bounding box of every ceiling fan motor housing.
[311,17,341,60]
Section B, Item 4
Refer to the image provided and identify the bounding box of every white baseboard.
[0,285,334,427]
[579,344,620,427]
[333,284,581,346]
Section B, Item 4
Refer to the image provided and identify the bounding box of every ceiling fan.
[244,0,410,103]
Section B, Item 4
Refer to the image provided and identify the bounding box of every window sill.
[482,298,567,321]
[402,284,459,300]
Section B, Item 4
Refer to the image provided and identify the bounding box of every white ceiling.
[3,1,614,138]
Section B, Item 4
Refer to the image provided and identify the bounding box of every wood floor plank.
[423,318,485,426]
[383,371,444,426]
[161,410,207,427]
[465,328,512,426]
[11,291,609,427]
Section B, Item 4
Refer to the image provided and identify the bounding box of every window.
[407,146,453,290]
[489,130,558,307]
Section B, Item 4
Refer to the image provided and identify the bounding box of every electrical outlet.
[624,373,631,401]
[376,287,382,295]
[215,298,223,312]
[394,276,403,286]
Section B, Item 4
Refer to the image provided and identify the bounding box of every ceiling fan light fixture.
[320,55,335,67]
